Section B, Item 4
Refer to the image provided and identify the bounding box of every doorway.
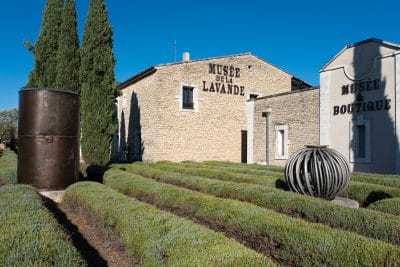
[241,130,247,163]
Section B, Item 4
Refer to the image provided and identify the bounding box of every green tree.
[0,109,18,143]
[28,0,63,87]
[80,0,115,165]
[55,0,80,92]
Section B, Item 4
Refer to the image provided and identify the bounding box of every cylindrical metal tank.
[18,88,80,190]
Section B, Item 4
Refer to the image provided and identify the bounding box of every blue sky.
[1,0,399,109]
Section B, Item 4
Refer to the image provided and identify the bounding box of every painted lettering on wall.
[341,79,380,95]
[333,99,391,115]
[333,79,391,115]
[202,63,245,96]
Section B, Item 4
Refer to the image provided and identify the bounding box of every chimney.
[182,52,190,62]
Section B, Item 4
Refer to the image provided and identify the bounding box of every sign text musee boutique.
[202,63,245,96]
[333,79,391,115]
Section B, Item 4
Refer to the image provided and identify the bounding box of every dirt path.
[42,196,140,267]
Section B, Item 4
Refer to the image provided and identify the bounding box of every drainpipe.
[262,109,272,165]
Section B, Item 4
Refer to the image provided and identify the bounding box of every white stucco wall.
[320,39,400,174]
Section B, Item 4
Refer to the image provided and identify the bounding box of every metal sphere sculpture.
[285,145,351,200]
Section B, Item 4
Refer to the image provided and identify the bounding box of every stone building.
[252,87,320,166]
[320,38,400,174]
[113,53,315,163]
[113,37,400,175]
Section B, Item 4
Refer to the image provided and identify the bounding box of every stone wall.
[118,53,296,162]
[253,88,320,166]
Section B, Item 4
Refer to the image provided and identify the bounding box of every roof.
[117,67,156,89]
[156,52,253,67]
[117,52,313,89]
[252,86,319,101]
[320,38,400,71]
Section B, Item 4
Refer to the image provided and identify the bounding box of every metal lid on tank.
[20,87,80,96]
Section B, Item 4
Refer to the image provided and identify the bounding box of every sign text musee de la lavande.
[203,63,245,96]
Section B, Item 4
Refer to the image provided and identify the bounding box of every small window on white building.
[275,125,289,159]
[278,129,285,156]
[350,117,371,163]
[357,125,366,158]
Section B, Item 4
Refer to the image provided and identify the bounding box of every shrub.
[0,149,17,184]
[80,0,115,165]
[55,0,80,93]
[0,185,84,266]
[154,161,400,205]
[343,181,400,206]
[26,0,63,87]
[351,172,400,188]
[368,198,400,216]
[151,162,286,188]
[104,169,400,267]
[202,160,285,173]
[63,181,273,266]
[114,163,400,245]
[181,160,283,176]
[202,161,400,189]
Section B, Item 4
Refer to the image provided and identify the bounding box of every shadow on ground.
[79,165,110,184]
[41,195,107,267]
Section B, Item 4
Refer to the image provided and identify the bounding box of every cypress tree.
[80,0,115,165]
[55,0,80,92]
[28,0,63,87]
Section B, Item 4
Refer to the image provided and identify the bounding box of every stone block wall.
[118,53,296,162]
[253,88,320,166]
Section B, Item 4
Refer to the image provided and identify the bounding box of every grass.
[0,185,84,266]
[112,163,400,245]
[104,168,400,267]
[63,181,273,266]
[368,198,400,216]
[0,149,17,185]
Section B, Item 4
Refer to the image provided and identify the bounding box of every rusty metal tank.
[18,88,80,190]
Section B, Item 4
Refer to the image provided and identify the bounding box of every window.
[350,117,371,163]
[357,125,366,158]
[277,130,285,156]
[275,125,289,159]
[178,83,198,112]
[182,86,194,109]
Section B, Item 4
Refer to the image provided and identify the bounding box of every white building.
[320,38,400,174]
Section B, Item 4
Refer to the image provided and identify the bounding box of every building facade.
[320,38,400,174]
[252,88,320,166]
[114,38,400,174]
[113,53,313,163]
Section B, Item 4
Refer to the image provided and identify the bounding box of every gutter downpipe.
[262,109,271,165]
